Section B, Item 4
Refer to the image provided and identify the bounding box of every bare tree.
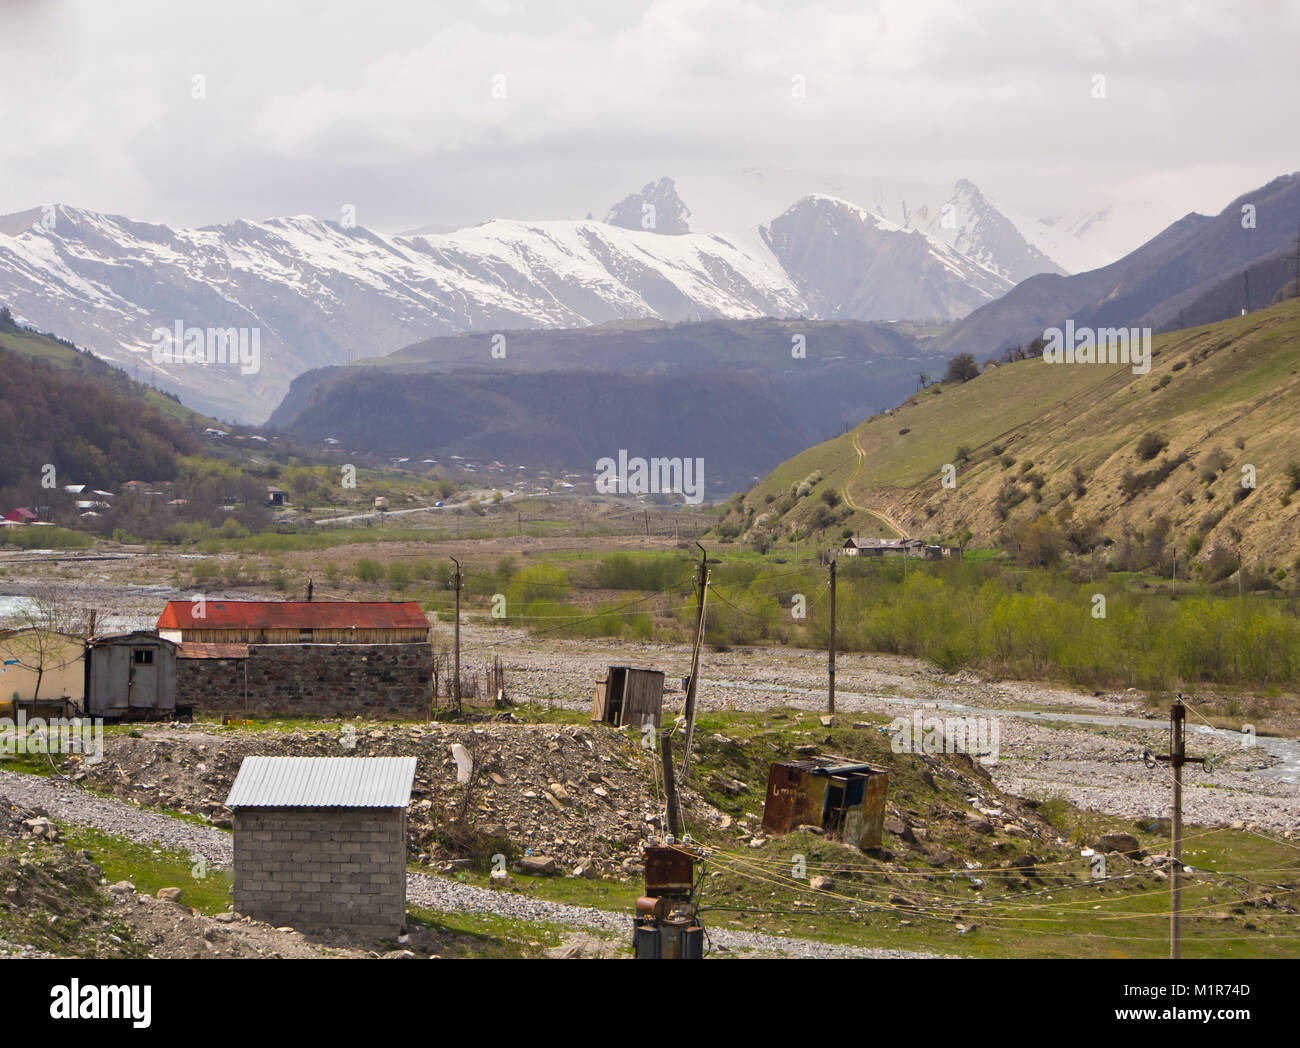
[6,587,92,700]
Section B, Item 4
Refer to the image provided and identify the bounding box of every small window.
[298,629,313,643]
[132,648,153,665]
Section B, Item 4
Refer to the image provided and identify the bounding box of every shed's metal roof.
[225,756,417,809]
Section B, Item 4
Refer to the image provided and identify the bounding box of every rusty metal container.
[762,757,889,849]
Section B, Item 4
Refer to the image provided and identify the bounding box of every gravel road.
[0,770,938,958]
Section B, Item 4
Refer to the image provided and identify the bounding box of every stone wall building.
[157,601,432,719]
[226,755,416,937]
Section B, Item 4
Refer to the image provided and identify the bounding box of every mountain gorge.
[268,317,949,492]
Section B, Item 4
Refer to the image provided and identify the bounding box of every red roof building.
[3,508,38,523]
[157,600,430,645]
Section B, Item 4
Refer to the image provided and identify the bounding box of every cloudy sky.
[2,0,1297,234]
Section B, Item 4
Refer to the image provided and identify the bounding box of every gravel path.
[1,769,234,866]
[0,770,937,958]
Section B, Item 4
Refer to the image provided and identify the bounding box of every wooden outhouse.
[592,666,665,729]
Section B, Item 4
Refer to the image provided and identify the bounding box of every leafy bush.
[354,558,383,582]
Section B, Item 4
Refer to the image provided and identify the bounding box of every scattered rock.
[1097,832,1142,858]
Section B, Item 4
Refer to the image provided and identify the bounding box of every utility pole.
[449,556,462,713]
[660,732,682,839]
[679,543,711,780]
[1144,696,1209,959]
[827,558,837,714]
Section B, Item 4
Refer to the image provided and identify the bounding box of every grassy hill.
[0,316,216,429]
[732,298,1300,572]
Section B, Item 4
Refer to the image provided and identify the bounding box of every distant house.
[840,537,958,560]
[265,487,287,508]
[0,628,85,708]
[3,508,37,524]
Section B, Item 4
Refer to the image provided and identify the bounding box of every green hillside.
[0,314,215,429]
[732,298,1300,571]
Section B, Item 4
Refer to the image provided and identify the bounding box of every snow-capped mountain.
[606,177,693,234]
[1038,198,1184,267]
[761,195,1013,321]
[0,182,1029,423]
[0,205,803,422]
[669,168,1118,279]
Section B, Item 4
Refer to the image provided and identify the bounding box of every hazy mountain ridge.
[269,317,952,491]
[928,173,1300,360]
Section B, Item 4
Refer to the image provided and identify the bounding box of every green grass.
[405,906,623,957]
[58,824,234,915]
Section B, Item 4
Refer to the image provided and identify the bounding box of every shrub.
[1136,432,1167,461]
[354,558,383,582]
[192,560,221,583]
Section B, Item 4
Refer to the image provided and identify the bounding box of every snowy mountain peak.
[605,176,692,234]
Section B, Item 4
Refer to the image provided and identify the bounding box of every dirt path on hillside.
[844,430,908,537]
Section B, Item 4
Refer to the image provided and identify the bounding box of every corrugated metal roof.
[157,600,430,631]
[225,756,417,809]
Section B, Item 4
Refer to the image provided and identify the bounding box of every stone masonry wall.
[178,643,431,719]
[232,808,407,936]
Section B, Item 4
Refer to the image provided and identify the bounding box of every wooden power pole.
[1145,696,1209,959]
[660,732,682,839]
[679,544,711,780]
[450,556,462,713]
[827,558,837,714]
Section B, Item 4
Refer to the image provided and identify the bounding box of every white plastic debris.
[450,743,473,784]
